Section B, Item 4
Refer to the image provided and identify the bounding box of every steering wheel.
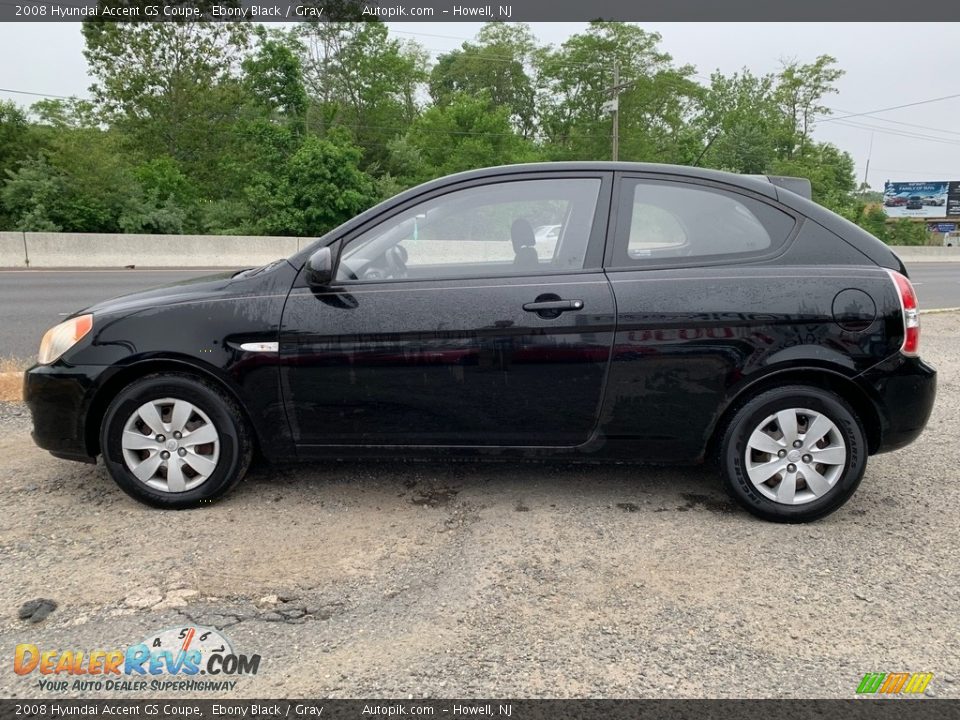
[360,266,387,280]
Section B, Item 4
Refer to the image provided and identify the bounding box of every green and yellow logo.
[857,672,933,695]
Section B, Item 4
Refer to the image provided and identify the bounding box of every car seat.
[511,219,539,270]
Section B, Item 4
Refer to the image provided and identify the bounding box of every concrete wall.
[0,232,27,267]
[892,245,960,263]
[0,232,958,268]
[0,232,307,268]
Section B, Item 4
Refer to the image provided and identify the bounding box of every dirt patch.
[410,486,460,507]
[0,357,28,402]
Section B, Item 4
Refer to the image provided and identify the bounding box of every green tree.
[774,55,844,159]
[1,155,64,231]
[2,130,140,233]
[30,98,99,130]
[695,69,779,173]
[850,204,889,238]
[0,101,37,179]
[242,27,308,131]
[297,21,427,167]
[81,21,251,193]
[119,157,199,234]
[430,23,538,138]
[884,219,927,246]
[244,132,377,237]
[0,100,40,227]
[399,93,536,184]
[536,22,701,163]
[772,141,856,213]
[208,117,304,233]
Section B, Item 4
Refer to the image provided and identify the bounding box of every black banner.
[3,0,960,22]
[1,700,959,720]
[947,182,960,218]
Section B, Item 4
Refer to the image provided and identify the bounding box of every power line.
[826,105,960,138]
[390,29,474,43]
[420,46,575,67]
[0,87,76,100]
[819,92,960,123]
[829,118,960,147]
[857,165,959,177]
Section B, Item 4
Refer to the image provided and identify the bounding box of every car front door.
[279,172,616,449]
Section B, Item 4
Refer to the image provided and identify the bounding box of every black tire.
[720,385,867,523]
[99,373,253,508]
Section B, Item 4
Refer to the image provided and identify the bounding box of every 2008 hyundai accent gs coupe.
[25,162,937,522]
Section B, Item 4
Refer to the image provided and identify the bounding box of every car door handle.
[522,299,584,313]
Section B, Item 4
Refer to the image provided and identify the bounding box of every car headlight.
[38,314,93,365]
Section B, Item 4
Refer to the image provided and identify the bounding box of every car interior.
[625,183,784,261]
[336,178,601,281]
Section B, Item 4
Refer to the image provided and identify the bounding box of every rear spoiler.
[749,174,812,200]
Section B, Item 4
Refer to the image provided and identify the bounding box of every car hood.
[75,261,294,319]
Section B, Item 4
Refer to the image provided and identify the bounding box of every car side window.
[613,180,796,267]
[336,178,602,282]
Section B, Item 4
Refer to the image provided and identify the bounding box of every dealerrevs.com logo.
[14,626,261,693]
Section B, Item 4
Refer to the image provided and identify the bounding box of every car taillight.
[887,269,920,357]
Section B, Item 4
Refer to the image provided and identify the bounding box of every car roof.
[422,161,779,199]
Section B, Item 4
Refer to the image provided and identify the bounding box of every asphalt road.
[0,268,235,360]
[908,262,960,311]
[1,262,958,360]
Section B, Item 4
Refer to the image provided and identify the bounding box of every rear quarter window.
[612,180,796,268]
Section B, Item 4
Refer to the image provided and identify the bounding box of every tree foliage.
[242,27,309,130]
[694,69,779,173]
[0,22,900,242]
[775,55,844,159]
[536,22,701,163]
[243,132,378,237]
[430,23,538,138]
[398,93,535,184]
[81,21,251,192]
[297,22,427,168]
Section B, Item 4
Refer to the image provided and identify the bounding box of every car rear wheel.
[720,385,867,522]
[100,373,252,508]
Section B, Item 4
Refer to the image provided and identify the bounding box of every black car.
[906,195,924,210]
[25,162,936,522]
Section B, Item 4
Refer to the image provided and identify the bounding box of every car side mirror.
[305,247,333,287]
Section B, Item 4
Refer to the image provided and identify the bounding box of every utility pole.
[612,62,619,162]
[603,61,635,162]
[861,131,874,193]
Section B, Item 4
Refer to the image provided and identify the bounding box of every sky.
[1,22,959,190]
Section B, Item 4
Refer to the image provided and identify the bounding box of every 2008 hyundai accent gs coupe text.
[25,163,937,522]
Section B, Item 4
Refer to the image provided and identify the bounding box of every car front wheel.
[720,385,867,522]
[99,373,253,508]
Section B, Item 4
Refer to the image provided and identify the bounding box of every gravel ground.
[1,314,958,699]
[0,401,27,428]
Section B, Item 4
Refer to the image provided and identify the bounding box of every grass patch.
[0,357,30,403]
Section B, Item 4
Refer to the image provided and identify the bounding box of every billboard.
[882,181,956,218]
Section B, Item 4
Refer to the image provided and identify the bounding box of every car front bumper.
[857,354,937,454]
[23,363,107,463]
